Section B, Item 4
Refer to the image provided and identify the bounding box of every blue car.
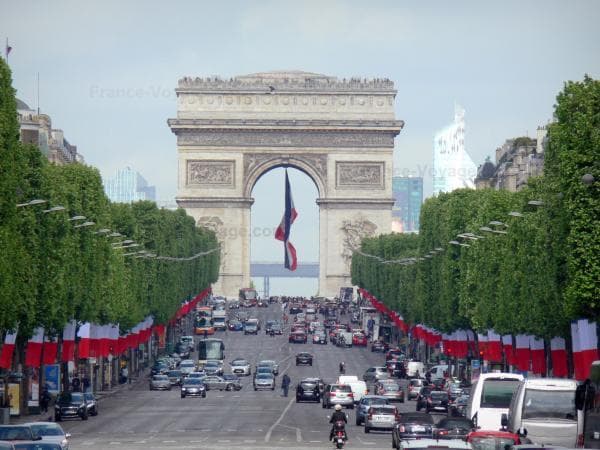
[228,320,243,331]
[355,395,390,426]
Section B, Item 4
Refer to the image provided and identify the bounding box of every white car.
[230,358,251,376]
[396,438,471,450]
[179,359,197,376]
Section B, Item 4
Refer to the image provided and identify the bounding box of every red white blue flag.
[275,170,298,271]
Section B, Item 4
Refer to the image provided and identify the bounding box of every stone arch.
[243,155,326,199]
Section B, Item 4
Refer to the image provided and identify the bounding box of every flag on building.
[529,336,546,375]
[274,170,298,271]
[572,319,599,380]
[77,322,91,358]
[42,336,58,365]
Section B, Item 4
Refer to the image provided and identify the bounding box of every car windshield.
[439,419,473,429]
[205,362,218,367]
[28,424,64,436]
[301,382,317,388]
[180,362,194,367]
[257,374,271,379]
[232,359,247,365]
[59,392,83,402]
[431,392,448,400]
[0,427,33,440]
[480,379,521,408]
[522,389,576,420]
[14,444,63,450]
[333,386,352,393]
[371,406,395,414]
[470,436,515,450]
[167,371,182,376]
[401,414,434,424]
[185,379,202,385]
[383,383,400,391]
[153,375,168,380]
[364,398,388,405]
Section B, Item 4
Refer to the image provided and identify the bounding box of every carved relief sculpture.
[336,162,384,188]
[340,218,378,270]
[187,160,235,187]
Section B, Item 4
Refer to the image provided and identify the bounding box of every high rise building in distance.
[433,105,477,195]
[104,166,156,203]
[392,176,423,233]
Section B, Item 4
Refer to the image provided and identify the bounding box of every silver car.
[204,360,223,376]
[180,378,207,398]
[257,360,279,375]
[363,366,390,383]
[253,373,275,390]
[203,375,237,391]
[364,405,399,433]
[26,422,71,449]
[230,358,251,376]
[179,359,197,376]
[149,374,171,390]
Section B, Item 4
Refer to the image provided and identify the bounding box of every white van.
[466,372,524,430]
[503,378,582,448]
[428,364,450,380]
[406,361,426,378]
[337,375,369,403]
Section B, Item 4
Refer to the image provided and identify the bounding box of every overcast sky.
[3,0,599,277]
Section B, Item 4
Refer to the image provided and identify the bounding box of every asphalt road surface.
[59,304,434,449]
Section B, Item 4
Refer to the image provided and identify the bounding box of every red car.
[289,331,307,343]
[352,333,368,346]
[466,430,522,450]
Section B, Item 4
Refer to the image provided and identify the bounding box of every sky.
[3,1,600,294]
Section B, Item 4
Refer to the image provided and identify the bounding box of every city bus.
[194,306,214,335]
[239,288,258,306]
[197,338,225,366]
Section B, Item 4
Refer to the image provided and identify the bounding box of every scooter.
[332,420,347,449]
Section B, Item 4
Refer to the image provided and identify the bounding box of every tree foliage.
[352,76,599,338]
[0,57,219,339]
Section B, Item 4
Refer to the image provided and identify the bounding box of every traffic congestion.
[0,289,594,449]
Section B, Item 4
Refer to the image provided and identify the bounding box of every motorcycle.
[339,362,345,375]
[332,420,347,448]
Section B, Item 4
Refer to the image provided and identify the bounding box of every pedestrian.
[40,387,51,413]
[120,366,129,384]
[281,373,290,397]
[71,376,81,392]
[82,376,90,393]
[204,329,208,339]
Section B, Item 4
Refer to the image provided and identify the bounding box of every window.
[522,389,576,420]
[480,379,521,408]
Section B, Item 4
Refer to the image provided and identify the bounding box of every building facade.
[475,126,547,192]
[433,105,477,195]
[392,176,423,233]
[16,98,83,165]
[104,166,156,203]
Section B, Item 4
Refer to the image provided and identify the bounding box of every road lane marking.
[264,396,294,442]
[296,427,302,442]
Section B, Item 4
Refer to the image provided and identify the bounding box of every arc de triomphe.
[168,71,404,298]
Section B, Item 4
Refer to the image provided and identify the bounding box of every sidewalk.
[8,369,149,425]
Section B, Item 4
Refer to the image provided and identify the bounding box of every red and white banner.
[478,333,488,359]
[530,336,546,375]
[109,325,119,356]
[502,335,515,366]
[0,329,18,369]
[62,321,76,362]
[42,336,58,365]
[572,319,599,380]
[550,337,568,378]
[25,327,44,367]
[77,322,91,358]
[515,334,530,372]
[487,330,503,362]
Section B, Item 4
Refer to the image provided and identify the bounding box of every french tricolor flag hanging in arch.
[275,169,298,271]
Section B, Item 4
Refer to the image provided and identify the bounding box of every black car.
[296,379,321,402]
[295,352,313,366]
[425,390,449,414]
[84,391,99,416]
[391,413,434,448]
[371,341,386,352]
[150,362,168,376]
[434,417,474,440]
[54,391,88,421]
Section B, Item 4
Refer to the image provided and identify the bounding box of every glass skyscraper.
[433,105,477,195]
[104,166,156,203]
[392,176,423,233]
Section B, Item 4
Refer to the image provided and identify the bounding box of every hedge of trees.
[0,58,219,345]
[352,76,599,339]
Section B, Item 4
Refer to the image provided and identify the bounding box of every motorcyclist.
[339,361,345,374]
[329,404,347,442]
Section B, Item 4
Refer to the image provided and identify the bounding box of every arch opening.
[250,166,319,298]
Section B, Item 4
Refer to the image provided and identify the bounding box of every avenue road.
[59,304,418,449]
